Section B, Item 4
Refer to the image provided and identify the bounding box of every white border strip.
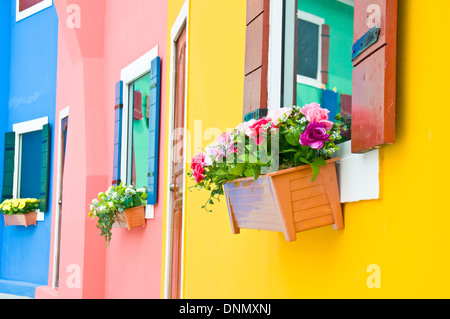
[164,0,189,300]
[51,106,69,288]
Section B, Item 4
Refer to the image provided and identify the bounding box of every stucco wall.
[171,0,450,298]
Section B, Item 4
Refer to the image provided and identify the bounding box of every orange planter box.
[113,206,146,230]
[223,158,344,242]
[3,212,37,227]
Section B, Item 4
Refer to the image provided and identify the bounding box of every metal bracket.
[351,26,381,60]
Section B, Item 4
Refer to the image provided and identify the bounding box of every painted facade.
[0,0,57,298]
[1,0,450,300]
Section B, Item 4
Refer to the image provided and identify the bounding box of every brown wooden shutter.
[243,0,271,121]
[321,24,330,85]
[351,0,398,153]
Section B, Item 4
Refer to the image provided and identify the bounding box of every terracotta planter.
[112,206,146,230]
[3,212,37,227]
[223,158,343,242]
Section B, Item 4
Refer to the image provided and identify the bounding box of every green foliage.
[188,104,345,212]
[88,183,147,246]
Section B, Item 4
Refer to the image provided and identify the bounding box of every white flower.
[125,188,135,195]
[92,199,98,205]
[99,205,106,212]
[137,188,146,193]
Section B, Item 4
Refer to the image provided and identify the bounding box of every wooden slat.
[231,204,278,215]
[237,220,284,233]
[289,175,323,192]
[293,204,332,223]
[292,194,329,212]
[246,0,265,25]
[229,194,274,206]
[234,212,280,224]
[290,184,326,202]
[294,214,335,232]
[226,184,270,196]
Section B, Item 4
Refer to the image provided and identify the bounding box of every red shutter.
[351,0,397,153]
[19,0,45,12]
[321,24,330,85]
[243,0,270,120]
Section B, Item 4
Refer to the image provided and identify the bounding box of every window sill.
[297,76,323,89]
[334,141,380,203]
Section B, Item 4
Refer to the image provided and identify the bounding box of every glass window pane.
[19,130,41,199]
[297,19,319,79]
[128,73,151,188]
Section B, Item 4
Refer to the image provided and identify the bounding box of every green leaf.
[252,166,261,181]
[312,157,326,167]
[229,163,246,176]
[280,148,298,154]
[244,167,253,177]
[285,131,300,146]
[311,162,320,182]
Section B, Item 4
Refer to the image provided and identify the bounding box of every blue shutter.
[147,57,161,205]
[112,81,123,186]
[40,124,51,212]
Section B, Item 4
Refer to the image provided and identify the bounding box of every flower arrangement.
[188,103,346,212]
[0,198,40,215]
[88,183,147,246]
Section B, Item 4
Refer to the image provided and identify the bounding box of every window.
[243,0,398,203]
[1,117,51,221]
[296,11,325,88]
[125,73,151,189]
[16,0,52,22]
[114,46,161,218]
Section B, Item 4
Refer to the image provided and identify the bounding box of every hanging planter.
[89,183,148,246]
[113,205,146,230]
[223,158,343,242]
[187,103,348,242]
[0,198,40,227]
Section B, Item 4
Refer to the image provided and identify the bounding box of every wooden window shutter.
[321,24,330,85]
[112,81,123,186]
[40,124,50,212]
[243,0,270,121]
[351,0,397,153]
[147,56,161,205]
[2,132,15,202]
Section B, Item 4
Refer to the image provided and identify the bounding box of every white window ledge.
[334,141,380,203]
[16,0,53,22]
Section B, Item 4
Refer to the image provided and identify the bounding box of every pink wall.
[36,0,167,299]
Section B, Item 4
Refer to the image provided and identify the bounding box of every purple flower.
[299,122,330,150]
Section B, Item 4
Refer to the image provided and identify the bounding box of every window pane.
[19,0,45,12]
[128,73,151,188]
[19,130,41,199]
[297,19,319,79]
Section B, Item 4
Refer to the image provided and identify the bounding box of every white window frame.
[12,116,49,221]
[296,10,325,89]
[120,45,159,220]
[16,0,53,22]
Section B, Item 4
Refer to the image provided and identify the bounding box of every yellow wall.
[164,0,450,299]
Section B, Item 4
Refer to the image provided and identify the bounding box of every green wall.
[296,0,354,110]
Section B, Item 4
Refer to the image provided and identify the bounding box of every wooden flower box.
[3,212,38,227]
[112,206,146,230]
[223,158,344,242]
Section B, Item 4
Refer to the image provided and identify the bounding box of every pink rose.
[246,118,277,146]
[300,103,334,130]
[268,107,293,125]
[191,152,206,170]
[192,165,205,183]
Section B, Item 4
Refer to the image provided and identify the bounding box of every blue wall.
[0,2,58,298]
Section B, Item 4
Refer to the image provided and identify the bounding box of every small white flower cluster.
[331,131,341,140]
